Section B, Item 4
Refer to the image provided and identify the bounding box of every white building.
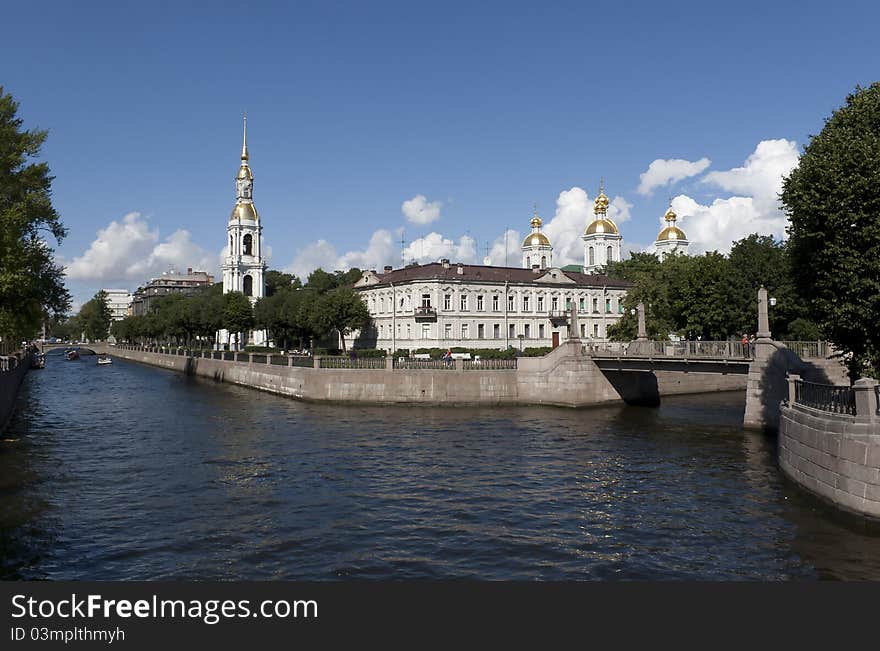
[219,117,267,348]
[653,203,689,260]
[348,197,631,352]
[581,184,622,273]
[102,289,132,321]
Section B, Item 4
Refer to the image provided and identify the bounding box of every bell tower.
[222,115,266,303]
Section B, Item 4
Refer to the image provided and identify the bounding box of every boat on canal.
[97,355,112,366]
[31,353,46,369]
[66,349,80,361]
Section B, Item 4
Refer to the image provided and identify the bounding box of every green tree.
[0,87,71,346]
[782,82,880,377]
[222,291,254,349]
[78,290,112,341]
[309,287,370,352]
[265,269,301,297]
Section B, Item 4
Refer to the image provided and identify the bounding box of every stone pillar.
[455,358,464,372]
[313,356,320,369]
[385,356,394,371]
[636,302,647,341]
[853,377,878,423]
[288,355,294,367]
[248,353,254,364]
[757,286,771,339]
[569,304,580,340]
[266,354,272,365]
[787,373,800,405]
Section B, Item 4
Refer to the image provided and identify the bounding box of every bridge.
[41,342,108,356]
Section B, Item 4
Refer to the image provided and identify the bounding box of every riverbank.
[0,353,30,432]
[109,343,747,408]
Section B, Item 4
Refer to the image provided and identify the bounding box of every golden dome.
[664,206,677,222]
[523,232,551,247]
[237,163,253,180]
[230,202,259,221]
[657,225,687,241]
[584,218,619,235]
[530,215,542,228]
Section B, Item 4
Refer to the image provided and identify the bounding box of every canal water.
[2,353,880,580]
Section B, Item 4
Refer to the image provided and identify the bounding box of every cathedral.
[219,117,267,348]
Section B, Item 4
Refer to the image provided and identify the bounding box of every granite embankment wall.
[778,375,880,521]
[779,401,880,521]
[111,342,747,408]
[0,354,30,432]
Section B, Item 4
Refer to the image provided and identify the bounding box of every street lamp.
[769,297,777,307]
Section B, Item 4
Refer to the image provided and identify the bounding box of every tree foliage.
[606,236,817,342]
[782,82,880,377]
[78,290,112,341]
[0,86,70,343]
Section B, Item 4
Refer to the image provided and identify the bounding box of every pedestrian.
[741,333,748,357]
[443,348,453,366]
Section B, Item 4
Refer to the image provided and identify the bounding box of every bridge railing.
[318,356,386,369]
[585,340,751,359]
[463,358,517,370]
[781,341,828,359]
[394,358,455,370]
[793,378,856,415]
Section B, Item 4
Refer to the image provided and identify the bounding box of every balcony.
[414,306,438,322]
[548,310,569,326]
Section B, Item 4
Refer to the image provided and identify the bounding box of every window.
[539,324,545,338]
[579,297,585,311]
[606,298,612,313]
[619,302,625,314]
[551,297,558,311]
[524,324,531,338]
[422,294,431,308]
[537,296,544,312]
[243,275,253,297]
[523,296,530,312]
[565,297,571,310]
[492,295,499,311]
[607,246,613,263]
[444,323,452,339]
[406,324,411,339]
[541,256,547,268]
[589,247,595,266]
[509,324,515,338]
[508,295,515,311]
[460,294,468,311]
[405,295,412,311]
[493,324,500,339]
[526,256,531,267]
[592,298,599,313]
[478,324,485,339]
[444,294,451,310]
[461,323,469,339]
[477,295,484,311]
[580,324,586,338]
[243,234,253,256]
[380,297,385,312]
[422,324,431,339]
[593,323,599,337]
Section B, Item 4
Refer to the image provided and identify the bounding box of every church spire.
[241,113,249,161]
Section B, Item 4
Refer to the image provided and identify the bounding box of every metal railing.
[0,356,20,372]
[584,340,751,359]
[394,358,455,370]
[318,356,386,369]
[781,341,828,359]
[794,379,856,415]
[289,356,313,368]
[463,358,517,370]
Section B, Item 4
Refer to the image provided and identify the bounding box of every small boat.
[31,354,46,369]
[97,355,112,365]
[66,349,80,360]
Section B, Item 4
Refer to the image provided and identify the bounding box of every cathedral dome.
[584,218,619,235]
[657,225,687,241]
[523,232,551,247]
[230,202,259,221]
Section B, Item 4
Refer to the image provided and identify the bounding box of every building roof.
[356,262,631,289]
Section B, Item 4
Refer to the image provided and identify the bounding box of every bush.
[244,345,274,353]
[313,348,341,356]
[520,347,553,357]
[349,348,386,358]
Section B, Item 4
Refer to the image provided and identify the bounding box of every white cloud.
[65,212,217,285]
[401,194,442,224]
[637,157,711,195]
[660,138,799,253]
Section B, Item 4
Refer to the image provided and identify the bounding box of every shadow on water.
[3,357,880,580]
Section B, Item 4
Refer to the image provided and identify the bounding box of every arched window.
[229,235,233,251]
[589,247,595,266]
[243,233,253,256]
[526,256,531,267]
[243,275,253,297]
[541,256,547,268]
[607,246,613,263]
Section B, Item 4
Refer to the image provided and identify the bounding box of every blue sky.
[3,1,879,307]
